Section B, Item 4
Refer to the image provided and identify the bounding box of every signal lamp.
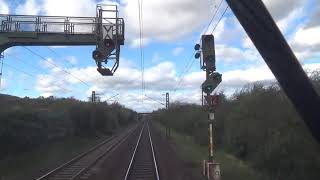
[194,44,201,51]
[195,52,201,59]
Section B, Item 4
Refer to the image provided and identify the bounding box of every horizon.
[0,0,319,112]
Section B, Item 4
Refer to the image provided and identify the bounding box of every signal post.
[195,35,222,180]
[165,92,171,138]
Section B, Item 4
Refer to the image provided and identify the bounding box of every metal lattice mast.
[165,92,169,109]
[165,92,170,137]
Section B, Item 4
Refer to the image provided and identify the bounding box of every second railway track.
[124,122,160,180]
[36,124,140,180]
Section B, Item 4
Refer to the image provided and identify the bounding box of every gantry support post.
[226,0,320,142]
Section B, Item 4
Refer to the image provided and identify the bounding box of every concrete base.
[203,160,221,180]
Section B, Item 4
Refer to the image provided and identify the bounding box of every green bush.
[154,70,320,180]
[0,96,137,158]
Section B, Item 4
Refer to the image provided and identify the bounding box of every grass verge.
[0,135,107,180]
[154,122,267,180]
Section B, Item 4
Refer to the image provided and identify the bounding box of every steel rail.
[71,125,139,180]
[147,123,160,180]
[37,125,138,180]
[123,124,145,180]
[123,122,159,180]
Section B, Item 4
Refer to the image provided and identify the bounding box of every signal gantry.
[0,4,124,76]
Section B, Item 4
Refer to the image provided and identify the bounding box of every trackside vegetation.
[154,70,320,180]
[0,96,137,158]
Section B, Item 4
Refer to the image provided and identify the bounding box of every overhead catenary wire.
[211,5,229,34]
[173,51,196,93]
[144,95,165,106]
[141,0,145,93]
[2,61,72,93]
[173,1,227,94]
[6,53,49,74]
[139,0,145,96]
[105,93,120,102]
[45,47,75,68]
[22,46,92,88]
[5,53,83,94]
[204,0,224,34]
[45,46,121,99]
[138,0,145,103]
[45,46,97,87]
[3,61,37,79]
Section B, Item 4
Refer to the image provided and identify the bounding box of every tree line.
[0,95,137,158]
[153,70,320,180]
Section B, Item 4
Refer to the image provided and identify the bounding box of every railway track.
[124,122,160,180]
[36,125,140,180]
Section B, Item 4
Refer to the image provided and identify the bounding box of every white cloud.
[177,63,320,97]
[130,38,151,48]
[36,73,68,96]
[39,58,57,69]
[35,60,177,96]
[7,0,320,112]
[143,62,177,90]
[42,0,99,16]
[178,71,203,89]
[216,45,260,63]
[15,0,41,15]
[220,63,320,91]
[66,56,78,65]
[221,65,274,90]
[263,0,306,21]
[0,0,9,14]
[305,6,320,28]
[172,47,184,56]
[32,54,320,112]
[294,26,320,46]
[0,78,8,90]
[122,0,214,41]
[239,0,320,63]
[289,25,320,61]
[14,0,213,43]
[34,59,178,111]
[276,8,304,34]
